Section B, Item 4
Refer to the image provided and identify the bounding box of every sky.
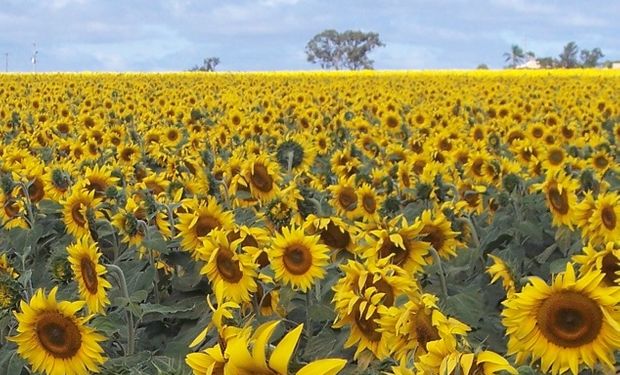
[0,0,618,72]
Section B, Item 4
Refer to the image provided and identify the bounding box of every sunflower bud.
[0,275,21,310]
[276,140,304,170]
[49,255,73,284]
[502,173,521,193]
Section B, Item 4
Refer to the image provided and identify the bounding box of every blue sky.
[0,0,618,71]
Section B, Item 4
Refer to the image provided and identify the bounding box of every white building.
[516,58,541,69]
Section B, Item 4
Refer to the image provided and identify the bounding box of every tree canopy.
[189,57,220,72]
[305,30,385,70]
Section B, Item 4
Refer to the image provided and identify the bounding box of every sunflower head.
[0,274,21,310]
[10,287,107,375]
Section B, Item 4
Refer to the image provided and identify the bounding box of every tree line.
[189,32,615,71]
[502,41,608,69]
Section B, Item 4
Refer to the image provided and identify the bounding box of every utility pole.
[32,42,38,73]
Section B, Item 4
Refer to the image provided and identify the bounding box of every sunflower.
[328,175,360,219]
[332,259,417,359]
[364,216,430,274]
[186,343,233,375]
[62,188,102,239]
[80,165,118,199]
[9,287,107,375]
[502,263,620,374]
[0,253,18,278]
[587,192,620,244]
[198,230,258,303]
[573,242,620,286]
[590,149,612,175]
[416,335,518,375]
[357,183,383,223]
[486,254,516,296]
[377,293,470,361]
[269,226,329,292]
[532,171,579,229]
[303,214,355,254]
[67,236,111,314]
[415,209,461,259]
[240,153,282,203]
[176,197,235,258]
[44,164,73,201]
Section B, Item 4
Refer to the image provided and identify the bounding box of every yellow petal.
[269,323,304,374]
[297,358,347,375]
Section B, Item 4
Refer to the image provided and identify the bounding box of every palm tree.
[503,44,525,68]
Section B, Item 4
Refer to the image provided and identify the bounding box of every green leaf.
[303,328,337,360]
[307,303,335,322]
[143,230,169,254]
[514,221,543,244]
[138,303,195,319]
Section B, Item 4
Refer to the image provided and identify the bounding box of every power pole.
[32,43,38,73]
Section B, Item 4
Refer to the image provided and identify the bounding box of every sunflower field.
[0,70,619,375]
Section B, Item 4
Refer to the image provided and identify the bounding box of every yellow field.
[0,71,619,375]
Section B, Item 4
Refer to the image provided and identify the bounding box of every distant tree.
[537,57,558,69]
[189,57,220,72]
[503,44,525,68]
[580,48,604,68]
[476,63,489,70]
[558,42,579,68]
[305,30,385,70]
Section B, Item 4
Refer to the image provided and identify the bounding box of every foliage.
[305,29,385,70]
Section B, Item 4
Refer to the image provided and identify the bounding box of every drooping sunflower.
[486,254,517,297]
[364,216,430,274]
[198,230,258,303]
[377,293,470,361]
[303,214,356,254]
[67,236,111,314]
[357,183,383,223]
[10,287,107,375]
[502,263,620,374]
[268,226,329,292]
[62,188,102,238]
[176,197,235,258]
[416,335,518,375]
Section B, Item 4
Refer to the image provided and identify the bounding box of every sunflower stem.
[107,264,136,356]
[305,291,312,336]
[458,216,480,248]
[429,246,449,300]
[18,181,35,228]
[286,151,294,174]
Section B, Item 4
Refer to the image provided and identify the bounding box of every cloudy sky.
[0,0,618,71]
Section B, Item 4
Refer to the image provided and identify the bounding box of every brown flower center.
[250,164,273,193]
[338,187,357,211]
[80,257,99,294]
[216,249,243,283]
[283,244,312,275]
[36,312,82,359]
[548,149,564,166]
[601,205,617,230]
[354,302,382,342]
[362,194,376,213]
[421,225,446,253]
[548,186,569,215]
[601,253,619,286]
[71,202,87,227]
[594,155,609,169]
[379,236,408,267]
[319,222,350,249]
[537,291,602,347]
[28,178,45,203]
[415,310,439,351]
[195,214,221,237]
